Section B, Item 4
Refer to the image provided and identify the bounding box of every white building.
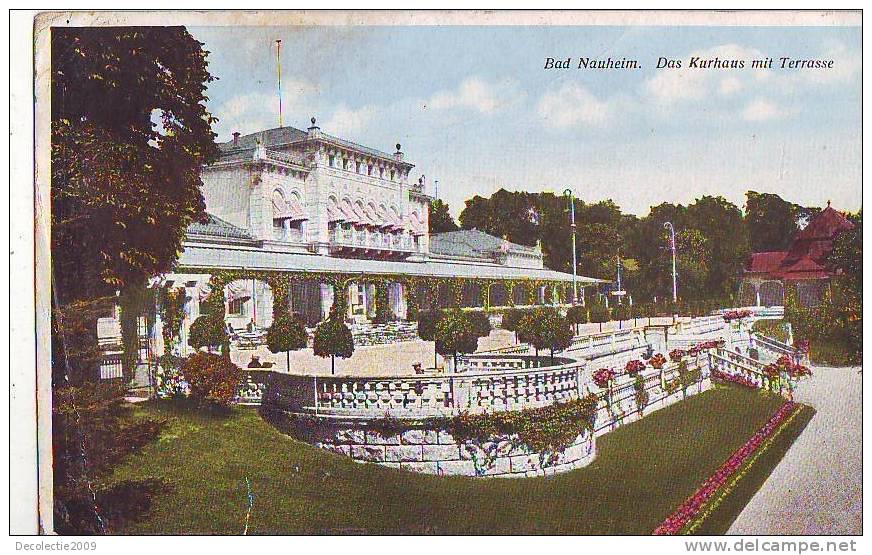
[150,119,601,353]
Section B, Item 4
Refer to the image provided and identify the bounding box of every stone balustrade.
[263,357,586,418]
[260,351,713,478]
[709,349,769,388]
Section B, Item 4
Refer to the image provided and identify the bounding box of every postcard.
[12,8,862,539]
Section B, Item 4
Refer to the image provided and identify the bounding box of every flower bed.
[652,401,799,535]
[711,368,759,389]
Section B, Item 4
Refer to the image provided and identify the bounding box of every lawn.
[110,384,812,535]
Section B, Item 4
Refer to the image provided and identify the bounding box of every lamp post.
[563,189,580,305]
[663,221,678,304]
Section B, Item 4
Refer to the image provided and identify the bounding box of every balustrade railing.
[262,360,588,417]
[329,228,414,252]
[752,333,807,364]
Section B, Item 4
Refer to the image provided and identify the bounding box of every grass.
[689,404,816,535]
[109,385,808,535]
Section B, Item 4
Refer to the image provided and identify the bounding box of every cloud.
[742,98,784,121]
[426,76,523,114]
[321,104,377,137]
[536,82,611,128]
[212,79,320,139]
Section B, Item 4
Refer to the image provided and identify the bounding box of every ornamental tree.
[500,307,530,343]
[434,310,479,372]
[188,313,229,355]
[516,307,572,362]
[313,313,355,375]
[265,311,308,372]
[566,304,588,335]
[417,309,443,370]
[588,298,610,333]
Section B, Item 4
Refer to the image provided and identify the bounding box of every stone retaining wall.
[265,363,712,478]
[269,413,596,477]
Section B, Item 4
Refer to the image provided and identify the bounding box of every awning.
[179,243,604,284]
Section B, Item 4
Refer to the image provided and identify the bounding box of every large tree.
[428,198,459,234]
[50,27,219,533]
[52,27,219,383]
[744,191,817,252]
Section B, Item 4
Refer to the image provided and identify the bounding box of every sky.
[189,24,861,217]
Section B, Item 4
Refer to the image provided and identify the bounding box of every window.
[328,154,335,167]
[379,167,385,178]
[390,169,396,181]
[228,298,245,315]
[367,164,373,176]
[342,157,349,170]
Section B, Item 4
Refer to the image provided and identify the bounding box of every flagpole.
[275,39,283,128]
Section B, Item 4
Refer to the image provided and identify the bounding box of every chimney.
[307,116,321,138]
[232,132,241,146]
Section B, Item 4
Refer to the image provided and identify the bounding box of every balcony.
[329,227,417,257]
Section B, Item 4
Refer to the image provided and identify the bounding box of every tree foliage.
[429,198,459,234]
[181,352,242,407]
[745,191,817,252]
[313,313,355,374]
[50,27,218,533]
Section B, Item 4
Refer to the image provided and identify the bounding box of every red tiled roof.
[746,205,854,280]
[747,251,788,274]
[795,206,854,241]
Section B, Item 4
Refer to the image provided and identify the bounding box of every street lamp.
[663,221,678,304]
[563,189,580,305]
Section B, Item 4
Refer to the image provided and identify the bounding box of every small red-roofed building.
[740,203,855,307]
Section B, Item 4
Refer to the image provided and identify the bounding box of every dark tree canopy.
[52,27,219,306]
[744,191,818,253]
[428,198,459,234]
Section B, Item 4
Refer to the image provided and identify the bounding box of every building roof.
[187,213,254,241]
[745,205,854,281]
[794,205,855,241]
[178,243,597,283]
[429,229,539,260]
[747,251,788,274]
[217,125,407,166]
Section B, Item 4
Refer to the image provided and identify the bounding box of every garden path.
[728,366,862,535]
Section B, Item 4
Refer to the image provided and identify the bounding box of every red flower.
[669,349,686,363]
[649,353,667,369]
[653,402,799,535]
[593,368,615,388]
[763,363,781,379]
[625,359,645,375]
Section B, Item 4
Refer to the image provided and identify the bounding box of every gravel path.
[728,366,862,535]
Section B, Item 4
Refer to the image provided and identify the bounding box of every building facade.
[146,119,599,354]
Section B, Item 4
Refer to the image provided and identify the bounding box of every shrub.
[181,352,243,408]
[588,300,610,332]
[188,313,228,353]
[612,303,630,322]
[566,305,588,333]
